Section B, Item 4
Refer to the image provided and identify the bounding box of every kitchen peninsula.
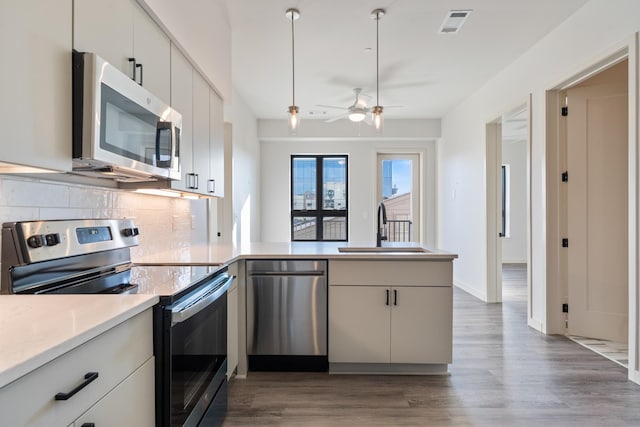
[135,241,458,376]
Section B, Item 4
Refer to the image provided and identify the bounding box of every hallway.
[224,267,640,426]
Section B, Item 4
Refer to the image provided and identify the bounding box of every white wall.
[438,0,640,332]
[230,90,261,244]
[258,119,439,245]
[0,175,208,271]
[502,140,527,263]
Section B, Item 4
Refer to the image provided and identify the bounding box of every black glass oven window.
[100,83,158,166]
[170,292,227,424]
[76,226,112,244]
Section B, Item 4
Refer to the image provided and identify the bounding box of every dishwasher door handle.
[249,271,325,277]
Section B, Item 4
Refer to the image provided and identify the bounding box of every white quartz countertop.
[133,241,458,266]
[0,294,158,389]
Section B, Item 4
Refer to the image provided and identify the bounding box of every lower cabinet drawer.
[0,309,153,427]
[73,357,155,426]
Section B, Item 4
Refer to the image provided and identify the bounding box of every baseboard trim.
[454,280,487,302]
[329,363,449,375]
[527,317,544,333]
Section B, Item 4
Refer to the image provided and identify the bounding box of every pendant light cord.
[291,12,296,106]
[376,10,380,107]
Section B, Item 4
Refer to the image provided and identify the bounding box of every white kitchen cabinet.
[390,286,452,363]
[0,0,72,172]
[208,89,225,197]
[191,71,212,195]
[168,44,194,192]
[0,309,154,426]
[73,357,155,426]
[74,0,170,102]
[329,286,390,363]
[227,262,239,377]
[328,260,453,369]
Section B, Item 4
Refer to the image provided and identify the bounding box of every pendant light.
[371,8,385,132]
[286,8,300,134]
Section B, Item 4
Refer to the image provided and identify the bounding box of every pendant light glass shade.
[288,105,300,133]
[372,105,383,131]
[286,8,300,134]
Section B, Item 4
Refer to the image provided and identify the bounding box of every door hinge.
[561,106,568,116]
[561,171,568,182]
[562,303,569,313]
[562,238,569,248]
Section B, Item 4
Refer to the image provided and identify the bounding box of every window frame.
[290,155,349,241]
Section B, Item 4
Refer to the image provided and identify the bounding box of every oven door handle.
[171,275,234,326]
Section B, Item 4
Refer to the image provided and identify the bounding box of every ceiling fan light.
[348,111,366,122]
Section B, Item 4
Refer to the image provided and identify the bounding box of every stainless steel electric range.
[1,219,232,427]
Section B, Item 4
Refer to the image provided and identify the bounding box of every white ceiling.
[221,0,589,121]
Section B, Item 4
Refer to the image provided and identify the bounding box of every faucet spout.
[376,201,387,247]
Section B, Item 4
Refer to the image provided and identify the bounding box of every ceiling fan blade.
[325,113,348,123]
[317,104,348,110]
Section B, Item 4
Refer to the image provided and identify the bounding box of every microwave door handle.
[155,121,172,168]
[170,276,234,326]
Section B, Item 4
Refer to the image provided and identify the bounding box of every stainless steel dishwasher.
[247,259,328,371]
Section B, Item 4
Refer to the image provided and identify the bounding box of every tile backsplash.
[0,175,209,262]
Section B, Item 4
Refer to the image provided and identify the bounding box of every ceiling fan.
[318,88,402,124]
[318,88,374,123]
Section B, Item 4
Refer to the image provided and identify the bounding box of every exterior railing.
[385,219,412,242]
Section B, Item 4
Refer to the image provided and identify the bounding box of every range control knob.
[27,235,45,248]
[122,227,140,237]
[45,233,61,246]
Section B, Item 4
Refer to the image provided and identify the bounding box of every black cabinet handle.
[55,372,99,401]
[385,289,390,306]
[187,173,198,189]
[208,179,216,194]
[81,424,96,427]
[128,57,137,81]
[136,63,143,86]
[394,289,398,306]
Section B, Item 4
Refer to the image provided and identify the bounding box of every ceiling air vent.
[438,9,472,34]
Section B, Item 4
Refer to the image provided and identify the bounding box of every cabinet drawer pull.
[385,289,390,306]
[55,372,99,401]
[81,424,96,427]
[394,289,398,306]
[208,179,216,194]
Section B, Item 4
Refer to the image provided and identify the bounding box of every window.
[291,155,348,241]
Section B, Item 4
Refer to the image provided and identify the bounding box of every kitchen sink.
[337,246,429,253]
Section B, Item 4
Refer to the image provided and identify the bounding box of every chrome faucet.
[376,201,387,247]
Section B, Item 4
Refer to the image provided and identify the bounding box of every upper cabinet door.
[169,44,194,192]
[133,5,170,103]
[192,71,211,196]
[73,0,134,75]
[0,0,72,171]
[208,90,225,197]
[74,0,170,101]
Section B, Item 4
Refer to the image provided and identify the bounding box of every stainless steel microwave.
[72,51,181,182]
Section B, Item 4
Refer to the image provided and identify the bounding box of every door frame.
[485,99,532,308]
[545,37,640,384]
[376,153,421,242]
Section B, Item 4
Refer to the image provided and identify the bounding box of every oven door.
[159,273,232,427]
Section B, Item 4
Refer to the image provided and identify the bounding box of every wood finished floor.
[223,264,640,426]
